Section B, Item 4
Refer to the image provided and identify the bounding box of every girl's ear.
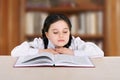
[45,32,49,39]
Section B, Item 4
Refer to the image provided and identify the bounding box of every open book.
[14,52,95,68]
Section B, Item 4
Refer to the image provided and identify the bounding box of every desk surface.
[0,56,120,80]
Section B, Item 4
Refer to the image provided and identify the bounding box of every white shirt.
[11,36,104,58]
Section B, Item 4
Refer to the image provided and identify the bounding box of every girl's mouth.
[58,40,65,42]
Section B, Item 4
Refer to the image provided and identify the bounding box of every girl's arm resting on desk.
[11,38,45,57]
[11,41,39,57]
[73,42,104,58]
[71,37,104,58]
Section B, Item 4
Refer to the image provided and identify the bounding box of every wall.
[0,0,20,55]
[105,0,120,56]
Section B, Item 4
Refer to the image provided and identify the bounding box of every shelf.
[26,4,103,13]
[21,0,105,51]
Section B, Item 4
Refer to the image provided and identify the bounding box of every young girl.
[11,14,104,58]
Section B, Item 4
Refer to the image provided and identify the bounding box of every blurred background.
[0,0,120,56]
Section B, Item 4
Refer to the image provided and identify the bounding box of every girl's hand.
[39,49,59,55]
[55,47,74,55]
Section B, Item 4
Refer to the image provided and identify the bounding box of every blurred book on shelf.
[26,0,77,8]
[26,0,51,8]
[68,11,103,35]
[50,0,76,7]
[75,0,104,6]
[25,12,48,35]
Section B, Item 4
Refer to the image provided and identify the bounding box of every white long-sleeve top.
[11,37,104,58]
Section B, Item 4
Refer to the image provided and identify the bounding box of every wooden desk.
[0,56,120,80]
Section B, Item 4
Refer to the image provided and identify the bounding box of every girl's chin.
[55,43,67,47]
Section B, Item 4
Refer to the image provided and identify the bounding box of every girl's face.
[45,20,70,47]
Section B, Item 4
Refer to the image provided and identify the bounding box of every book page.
[54,54,94,67]
[15,52,55,67]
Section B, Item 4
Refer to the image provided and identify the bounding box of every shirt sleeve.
[72,37,104,58]
[11,38,43,57]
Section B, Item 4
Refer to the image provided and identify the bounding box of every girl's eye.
[63,31,68,33]
[53,32,58,34]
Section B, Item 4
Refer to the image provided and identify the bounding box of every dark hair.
[42,14,72,49]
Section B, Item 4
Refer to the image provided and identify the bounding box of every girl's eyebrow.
[64,28,69,30]
[52,29,58,31]
[52,28,69,31]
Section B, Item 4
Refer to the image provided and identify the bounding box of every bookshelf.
[20,0,105,51]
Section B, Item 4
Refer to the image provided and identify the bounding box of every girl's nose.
[59,33,63,37]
